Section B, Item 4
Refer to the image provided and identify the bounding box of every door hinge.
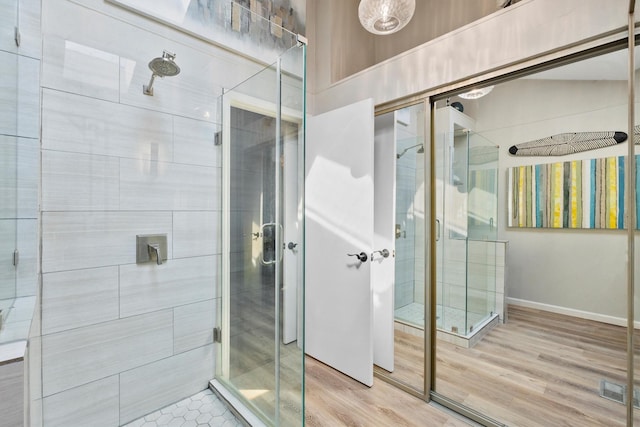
[13,249,19,267]
[213,327,222,343]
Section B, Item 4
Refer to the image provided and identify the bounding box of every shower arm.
[397,143,424,159]
[143,73,159,96]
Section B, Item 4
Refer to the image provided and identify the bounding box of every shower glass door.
[219,43,305,426]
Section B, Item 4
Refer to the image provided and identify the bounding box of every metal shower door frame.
[219,82,304,425]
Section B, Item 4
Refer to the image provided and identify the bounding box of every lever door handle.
[287,242,298,250]
[347,252,368,262]
[374,249,390,258]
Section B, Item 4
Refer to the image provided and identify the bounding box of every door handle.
[347,252,368,262]
[260,222,282,265]
[287,242,298,250]
[373,249,390,259]
[436,219,441,241]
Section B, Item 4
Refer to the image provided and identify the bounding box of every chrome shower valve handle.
[148,243,163,265]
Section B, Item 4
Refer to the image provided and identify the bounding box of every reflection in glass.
[439,125,500,338]
[381,103,426,393]
[433,48,630,426]
[218,43,305,426]
[634,43,640,426]
[393,104,500,341]
[0,41,18,336]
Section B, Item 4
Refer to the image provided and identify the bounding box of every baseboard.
[507,297,640,329]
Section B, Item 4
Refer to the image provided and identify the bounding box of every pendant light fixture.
[358,0,416,35]
[458,85,495,99]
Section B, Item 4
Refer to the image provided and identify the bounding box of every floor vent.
[599,379,640,408]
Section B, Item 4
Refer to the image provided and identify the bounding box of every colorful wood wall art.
[508,156,640,229]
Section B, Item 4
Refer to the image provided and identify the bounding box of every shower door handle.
[260,223,276,265]
[260,223,284,265]
[436,219,441,241]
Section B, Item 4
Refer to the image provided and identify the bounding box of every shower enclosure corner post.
[220,90,232,382]
[426,98,436,399]
[274,57,282,427]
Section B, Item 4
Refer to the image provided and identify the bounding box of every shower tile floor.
[395,302,488,334]
[123,389,243,427]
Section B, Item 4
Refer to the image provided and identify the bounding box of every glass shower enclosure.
[394,105,501,345]
[435,105,500,341]
[216,40,305,426]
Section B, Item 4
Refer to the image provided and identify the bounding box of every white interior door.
[305,98,375,387]
[372,113,396,372]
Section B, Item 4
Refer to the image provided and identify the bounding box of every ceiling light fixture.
[358,0,416,35]
[458,85,495,100]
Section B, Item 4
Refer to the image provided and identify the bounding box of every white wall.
[470,77,631,320]
[36,0,275,425]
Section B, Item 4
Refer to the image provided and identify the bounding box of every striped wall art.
[508,156,640,229]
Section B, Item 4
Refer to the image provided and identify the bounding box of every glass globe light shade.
[458,86,495,100]
[358,0,416,35]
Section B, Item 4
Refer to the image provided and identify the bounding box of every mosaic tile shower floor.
[123,389,243,427]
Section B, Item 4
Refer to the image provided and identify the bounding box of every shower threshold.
[395,312,500,348]
[209,379,266,427]
[437,313,499,348]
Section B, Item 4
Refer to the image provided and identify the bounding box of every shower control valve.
[347,252,368,263]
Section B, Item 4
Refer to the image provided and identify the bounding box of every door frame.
[371,97,434,400]
[219,89,304,389]
[372,112,396,373]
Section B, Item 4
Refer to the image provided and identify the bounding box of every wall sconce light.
[358,0,416,35]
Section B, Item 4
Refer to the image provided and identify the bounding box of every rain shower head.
[143,50,180,96]
[397,144,424,159]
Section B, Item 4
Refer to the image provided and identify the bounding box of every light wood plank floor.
[231,280,640,426]
[304,305,640,426]
[432,306,639,426]
[305,356,471,426]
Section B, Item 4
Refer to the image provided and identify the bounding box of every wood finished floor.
[305,356,470,427]
[306,306,640,426]
[430,306,639,426]
[231,282,640,426]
